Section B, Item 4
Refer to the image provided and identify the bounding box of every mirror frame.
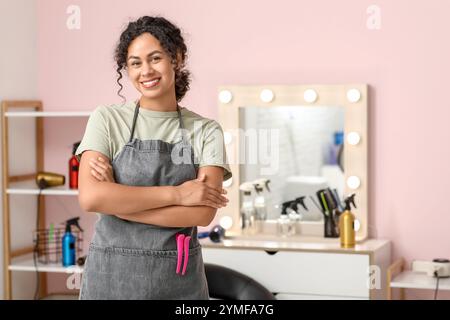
[217,84,369,241]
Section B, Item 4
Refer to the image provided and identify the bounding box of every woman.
[75,16,232,300]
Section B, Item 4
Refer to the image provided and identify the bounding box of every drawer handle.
[264,250,278,255]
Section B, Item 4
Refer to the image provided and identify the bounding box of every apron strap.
[129,101,140,143]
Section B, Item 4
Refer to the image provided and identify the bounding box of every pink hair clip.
[176,233,185,274]
[181,236,191,276]
[175,233,192,276]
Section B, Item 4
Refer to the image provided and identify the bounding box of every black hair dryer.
[209,225,225,243]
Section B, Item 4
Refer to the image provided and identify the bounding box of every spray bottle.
[287,196,309,234]
[239,182,256,234]
[339,193,357,248]
[62,217,84,266]
[252,178,271,221]
[293,196,308,220]
[69,141,81,189]
[278,201,296,237]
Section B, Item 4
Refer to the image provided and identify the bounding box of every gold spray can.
[339,210,355,248]
[339,193,357,248]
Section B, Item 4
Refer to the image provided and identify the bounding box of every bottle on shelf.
[69,141,81,189]
[62,217,84,267]
[287,196,309,235]
[339,193,357,248]
[252,178,271,221]
[278,200,296,237]
[327,131,344,165]
[239,182,256,235]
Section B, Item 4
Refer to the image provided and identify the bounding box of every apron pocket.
[81,244,208,300]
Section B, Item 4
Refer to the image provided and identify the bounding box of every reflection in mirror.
[239,105,345,221]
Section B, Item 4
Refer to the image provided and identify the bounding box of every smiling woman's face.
[126,32,178,102]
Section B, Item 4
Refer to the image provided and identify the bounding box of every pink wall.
[37,0,450,298]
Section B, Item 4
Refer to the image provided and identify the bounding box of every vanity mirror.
[217,85,368,241]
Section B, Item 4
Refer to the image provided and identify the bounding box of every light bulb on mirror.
[347,132,361,145]
[303,89,318,103]
[347,89,361,103]
[260,89,274,103]
[219,216,233,230]
[219,90,233,104]
[354,219,361,232]
[347,176,361,189]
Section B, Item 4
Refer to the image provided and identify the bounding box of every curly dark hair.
[114,16,191,103]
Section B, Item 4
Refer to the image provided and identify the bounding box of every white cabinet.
[201,239,391,300]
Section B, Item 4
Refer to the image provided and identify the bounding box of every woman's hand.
[175,173,228,209]
[88,156,115,183]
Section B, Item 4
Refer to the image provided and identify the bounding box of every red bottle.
[69,142,81,189]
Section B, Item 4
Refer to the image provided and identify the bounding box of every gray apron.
[79,102,210,300]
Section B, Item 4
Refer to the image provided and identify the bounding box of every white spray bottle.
[252,178,271,221]
[239,182,256,234]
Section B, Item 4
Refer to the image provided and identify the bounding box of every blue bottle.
[62,217,83,267]
[328,131,344,165]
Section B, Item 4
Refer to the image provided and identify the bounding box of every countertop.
[199,235,390,255]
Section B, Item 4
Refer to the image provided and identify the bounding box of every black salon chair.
[204,263,276,300]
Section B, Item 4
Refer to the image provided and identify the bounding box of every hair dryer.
[209,225,226,243]
[35,172,65,189]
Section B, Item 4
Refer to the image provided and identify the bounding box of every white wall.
[0,0,38,299]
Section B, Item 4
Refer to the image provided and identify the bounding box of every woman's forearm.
[79,182,177,215]
[80,154,225,221]
[116,205,217,228]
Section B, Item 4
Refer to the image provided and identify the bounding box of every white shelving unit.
[387,258,450,299]
[391,271,450,291]
[5,111,91,118]
[9,253,84,274]
[7,180,79,196]
[2,100,90,299]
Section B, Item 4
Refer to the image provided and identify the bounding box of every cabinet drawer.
[202,248,370,298]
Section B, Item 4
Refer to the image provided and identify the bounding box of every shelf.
[390,271,450,290]
[9,253,84,274]
[7,180,79,196]
[4,111,91,117]
[2,101,89,299]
